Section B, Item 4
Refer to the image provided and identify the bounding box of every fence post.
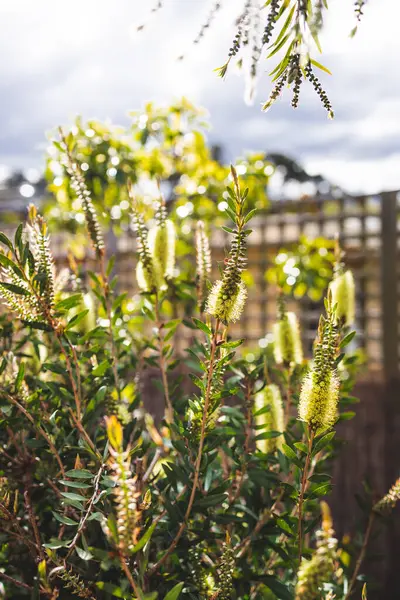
[380,192,398,381]
[380,191,400,598]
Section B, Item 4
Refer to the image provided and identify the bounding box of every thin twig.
[148,319,221,575]
[100,254,122,403]
[1,393,65,477]
[65,463,106,560]
[143,449,162,483]
[229,377,254,505]
[235,489,285,558]
[24,489,45,560]
[0,571,33,592]
[69,409,102,461]
[344,511,375,600]
[298,427,315,562]
[154,294,173,424]
[118,551,143,599]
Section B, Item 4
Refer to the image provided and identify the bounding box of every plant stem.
[298,426,315,562]
[344,511,375,600]
[68,409,102,461]
[65,463,105,560]
[24,489,44,560]
[100,253,122,403]
[2,392,65,477]
[235,489,284,558]
[118,552,143,599]
[154,293,173,424]
[148,319,221,575]
[230,377,253,504]
[0,572,33,592]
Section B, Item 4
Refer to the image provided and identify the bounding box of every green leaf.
[43,539,72,549]
[267,32,291,58]
[55,294,82,311]
[313,431,336,455]
[294,442,308,454]
[308,482,332,498]
[281,443,297,462]
[60,491,87,503]
[0,281,29,296]
[255,431,282,440]
[192,318,212,336]
[339,331,356,348]
[274,4,295,46]
[52,512,78,526]
[339,411,356,421]
[244,209,257,224]
[276,518,294,536]
[92,360,110,377]
[15,363,25,391]
[131,521,157,554]
[310,58,332,75]
[75,546,94,561]
[256,576,293,600]
[0,253,19,272]
[0,232,13,251]
[59,480,92,489]
[163,582,184,600]
[14,224,23,251]
[65,309,89,331]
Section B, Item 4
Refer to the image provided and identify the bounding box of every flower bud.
[273,311,303,366]
[206,279,247,324]
[329,269,355,326]
[254,384,284,453]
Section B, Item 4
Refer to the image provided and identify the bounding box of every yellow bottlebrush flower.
[105,416,144,553]
[254,384,284,453]
[298,304,340,433]
[295,502,338,600]
[205,166,251,324]
[329,269,355,326]
[136,258,165,293]
[298,370,340,434]
[128,183,167,293]
[206,279,247,324]
[148,218,176,280]
[373,477,400,514]
[273,311,303,365]
[195,220,212,310]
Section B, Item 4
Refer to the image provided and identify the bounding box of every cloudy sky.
[0,0,399,193]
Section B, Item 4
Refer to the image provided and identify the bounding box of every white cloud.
[0,0,399,194]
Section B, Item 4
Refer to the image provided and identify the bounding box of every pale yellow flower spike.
[295,502,338,600]
[254,384,285,453]
[148,218,176,280]
[298,300,340,434]
[298,370,340,433]
[329,269,355,326]
[206,279,247,324]
[273,311,303,366]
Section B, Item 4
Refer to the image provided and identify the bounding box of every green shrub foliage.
[0,149,396,599]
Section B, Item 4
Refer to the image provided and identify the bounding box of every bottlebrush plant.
[0,139,397,600]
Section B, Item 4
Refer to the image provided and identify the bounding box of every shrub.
[0,143,397,599]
